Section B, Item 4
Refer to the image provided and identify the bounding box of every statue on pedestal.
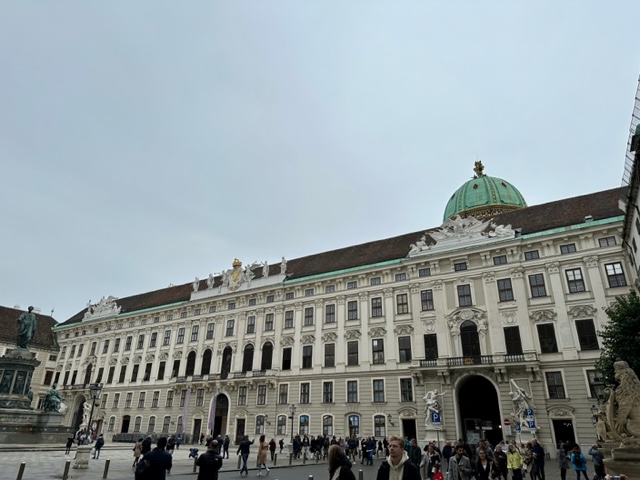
[42,384,63,412]
[509,379,535,426]
[602,361,640,444]
[423,389,446,426]
[16,306,37,349]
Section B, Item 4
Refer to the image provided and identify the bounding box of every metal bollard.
[15,462,25,480]
[308,476,314,480]
[237,455,242,469]
[303,452,306,464]
[193,457,198,473]
[274,453,277,466]
[102,459,110,478]
[289,453,293,465]
[62,460,71,480]
[359,469,364,480]
[316,452,319,463]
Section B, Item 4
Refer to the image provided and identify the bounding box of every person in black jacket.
[237,435,255,476]
[140,437,173,480]
[141,436,152,456]
[408,438,422,467]
[196,440,223,480]
[328,444,356,480]
[377,435,421,480]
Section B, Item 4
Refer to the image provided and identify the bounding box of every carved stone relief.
[394,325,414,335]
[322,332,338,342]
[369,327,386,337]
[529,309,557,323]
[344,330,361,340]
[301,334,315,344]
[568,305,597,319]
[280,336,294,347]
[501,311,518,325]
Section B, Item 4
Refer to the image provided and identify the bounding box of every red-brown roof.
[0,305,58,350]
[58,187,625,328]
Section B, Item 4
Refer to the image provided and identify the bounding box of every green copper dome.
[443,161,527,221]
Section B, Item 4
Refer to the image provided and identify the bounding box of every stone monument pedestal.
[73,445,92,469]
[606,446,640,479]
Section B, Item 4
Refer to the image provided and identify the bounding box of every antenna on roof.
[51,308,54,317]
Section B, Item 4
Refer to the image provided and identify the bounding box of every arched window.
[261,342,273,371]
[348,415,360,436]
[185,351,196,377]
[134,416,142,432]
[460,320,481,357]
[201,349,212,376]
[255,415,265,435]
[107,416,116,432]
[148,416,156,433]
[221,347,232,379]
[242,344,254,373]
[299,414,309,435]
[277,415,287,435]
[84,364,93,385]
[374,415,386,437]
[162,416,171,433]
[323,415,333,436]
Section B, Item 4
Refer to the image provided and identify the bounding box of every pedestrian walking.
[141,436,152,456]
[196,439,223,480]
[223,435,230,459]
[328,444,356,480]
[447,443,473,480]
[570,446,589,480]
[557,444,569,480]
[269,438,276,461]
[133,438,143,468]
[507,444,523,480]
[140,436,173,480]
[377,435,421,480]
[257,434,270,476]
[237,434,254,476]
[92,433,104,459]
[589,444,605,480]
[65,435,74,454]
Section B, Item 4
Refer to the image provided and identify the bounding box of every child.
[432,462,444,480]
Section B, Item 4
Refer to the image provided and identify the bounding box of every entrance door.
[458,375,502,446]
[402,419,417,441]
[235,419,246,445]
[121,415,131,433]
[552,419,575,447]
[214,394,229,437]
[193,419,202,443]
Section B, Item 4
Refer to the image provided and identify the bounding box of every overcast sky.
[1,1,638,322]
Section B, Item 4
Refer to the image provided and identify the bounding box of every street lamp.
[288,404,297,443]
[87,383,103,440]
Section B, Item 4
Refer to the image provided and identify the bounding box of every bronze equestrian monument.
[0,306,72,443]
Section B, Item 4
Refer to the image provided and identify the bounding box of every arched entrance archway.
[213,393,228,439]
[457,375,502,446]
[121,415,131,433]
[72,395,87,430]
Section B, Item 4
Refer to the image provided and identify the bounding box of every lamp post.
[590,376,605,443]
[87,383,103,440]
[288,403,297,444]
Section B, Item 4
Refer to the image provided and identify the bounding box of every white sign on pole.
[503,425,512,436]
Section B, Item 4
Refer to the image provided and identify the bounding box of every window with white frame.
[421,290,434,311]
[238,386,247,406]
[165,390,173,407]
[284,310,294,329]
[347,341,359,366]
[108,416,116,432]
[373,379,385,402]
[277,415,287,435]
[347,301,358,320]
[225,319,234,337]
[125,392,133,408]
[400,378,413,402]
[246,316,256,334]
[265,313,275,331]
[325,285,335,293]
[348,415,359,436]
[371,297,383,317]
[257,385,267,405]
[599,236,616,247]
[304,307,314,326]
[325,304,336,323]
[278,384,288,405]
[346,280,358,289]
[300,383,310,404]
[396,294,409,314]
[138,392,146,408]
[398,336,412,363]
[395,273,407,282]
[560,243,577,254]
[347,380,358,403]
[162,416,171,433]
[299,415,309,435]
[323,415,333,435]
[191,325,199,342]
[177,328,185,344]
[497,278,514,302]
[565,268,586,293]
[322,381,333,403]
[196,388,204,407]
[148,416,156,433]
[374,415,386,437]
[457,284,473,306]
[605,262,627,287]
[370,277,381,286]
[152,391,160,408]
[372,339,384,364]
[206,323,214,340]
[418,267,431,277]
[545,371,566,399]
[134,416,142,432]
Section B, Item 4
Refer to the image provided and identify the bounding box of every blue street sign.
[526,420,536,429]
[524,408,534,417]
[431,412,441,424]
[515,424,521,432]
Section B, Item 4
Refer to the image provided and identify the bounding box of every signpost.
[503,418,512,437]
[430,412,442,451]
[524,408,536,436]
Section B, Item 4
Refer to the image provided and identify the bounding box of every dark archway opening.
[261,342,273,371]
[121,415,131,433]
[458,375,502,447]
[221,347,232,379]
[201,349,212,375]
[242,345,254,373]
[213,394,229,438]
[185,351,196,376]
[84,364,93,385]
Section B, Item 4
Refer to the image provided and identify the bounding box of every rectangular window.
[225,320,235,337]
[304,288,314,297]
[192,388,203,407]
[457,284,473,306]
[284,310,294,329]
[576,319,599,350]
[100,393,107,408]
[324,304,336,323]
[302,345,313,369]
[136,335,144,350]
[150,332,157,348]
[177,328,185,344]
[493,255,507,265]
[90,342,97,355]
[346,280,358,289]
[124,336,132,351]
[325,285,335,293]
[257,385,267,405]
[162,416,170,433]
[454,261,467,271]
[566,268,586,293]
[152,391,160,408]
[107,366,115,384]
[545,371,566,399]
[587,370,606,400]
[371,297,383,317]
[264,313,275,331]
[599,236,616,247]
[112,393,120,408]
[77,344,84,357]
[107,417,115,432]
[138,391,146,408]
[529,274,547,297]
[347,380,358,403]
[347,341,359,366]
[347,301,358,320]
[113,338,120,353]
[157,362,165,380]
[246,316,256,334]
[421,290,434,311]
[322,381,333,403]
[171,360,180,378]
[370,277,381,286]
[398,336,412,362]
[165,390,174,407]
[209,306,216,313]
[395,273,407,282]
[285,292,294,300]
[266,295,274,303]
[125,392,133,408]
[227,302,235,310]
[163,330,171,346]
[504,326,523,355]
[148,416,156,432]
[424,334,438,360]
[400,378,413,402]
[605,262,627,288]
[278,384,288,405]
[238,386,247,406]
[94,368,103,384]
[418,267,431,277]
[282,348,292,370]
[497,278,514,302]
[372,339,384,364]
[131,364,140,382]
[560,243,577,254]
[396,294,409,314]
[206,323,214,340]
[118,366,127,383]
[324,343,335,367]
[537,324,558,353]
[300,382,310,404]
[102,340,110,354]
[194,308,201,315]
[304,307,314,326]
[191,325,199,342]
[144,363,152,381]
[179,389,187,407]
[248,298,256,306]
[524,250,540,261]
[373,379,385,402]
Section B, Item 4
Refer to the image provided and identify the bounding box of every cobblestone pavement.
[0,444,607,480]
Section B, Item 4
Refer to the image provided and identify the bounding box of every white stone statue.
[192,277,199,293]
[602,360,640,444]
[59,402,68,415]
[206,273,215,290]
[262,261,269,278]
[280,257,287,275]
[81,401,91,427]
[423,389,447,426]
[509,379,535,426]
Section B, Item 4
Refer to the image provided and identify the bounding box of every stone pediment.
[446,307,487,335]
[568,305,597,319]
[83,296,121,321]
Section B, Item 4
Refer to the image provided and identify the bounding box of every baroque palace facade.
[53,164,631,451]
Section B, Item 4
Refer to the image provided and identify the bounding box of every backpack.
[134,459,150,480]
[573,454,583,468]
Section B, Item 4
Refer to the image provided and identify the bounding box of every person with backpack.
[136,436,172,480]
[570,446,589,480]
